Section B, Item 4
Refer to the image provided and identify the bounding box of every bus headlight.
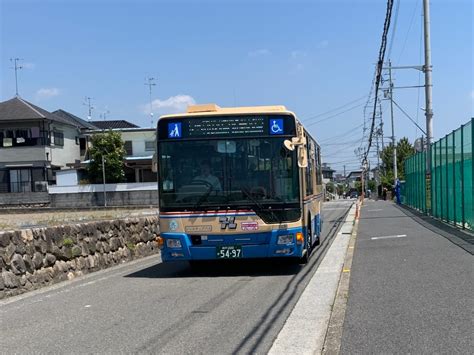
[277,234,293,244]
[166,239,182,248]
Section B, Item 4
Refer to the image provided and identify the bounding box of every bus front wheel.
[299,221,313,264]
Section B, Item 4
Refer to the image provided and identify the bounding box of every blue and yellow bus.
[156,104,323,264]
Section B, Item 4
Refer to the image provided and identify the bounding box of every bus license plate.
[216,245,242,259]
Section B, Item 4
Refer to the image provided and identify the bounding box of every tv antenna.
[83,97,94,121]
[10,58,23,97]
[145,77,156,127]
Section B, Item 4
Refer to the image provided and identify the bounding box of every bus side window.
[306,141,314,196]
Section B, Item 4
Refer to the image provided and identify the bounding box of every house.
[89,127,156,183]
[321,163,335,183]
[90,120,139,129]
[0,97,85,193]
[52,109,97,160]
[345,170,362,188]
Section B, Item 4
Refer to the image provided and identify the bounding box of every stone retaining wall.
[0,216,160,299]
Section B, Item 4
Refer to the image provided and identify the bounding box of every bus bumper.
[160,229,306,262]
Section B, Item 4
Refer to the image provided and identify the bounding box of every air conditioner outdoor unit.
[34,181,48,192]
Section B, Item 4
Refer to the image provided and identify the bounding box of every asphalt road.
[1,200,353,354]
[341,200,473,354]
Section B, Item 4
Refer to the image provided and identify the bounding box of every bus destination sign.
[188,116,265,137]
[159,115,295,140]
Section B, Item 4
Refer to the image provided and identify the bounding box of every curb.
[322,219,359,354]
[268,203,358,355]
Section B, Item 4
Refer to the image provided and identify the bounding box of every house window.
[53,131,64,147]
[145,141,155,152]
[124,141,133,155]
[9,169,32,192]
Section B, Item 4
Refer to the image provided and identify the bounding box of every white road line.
[367,209,383,212]
[371,234,407,240]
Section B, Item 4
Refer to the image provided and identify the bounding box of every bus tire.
[299,220,312,264]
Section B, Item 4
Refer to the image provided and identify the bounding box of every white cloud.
[142,94,196,116]
[35,88,60,100]
[248,48,271,57]
[290,50,307,59]
[23,62,35,69]
[317,40,329,49]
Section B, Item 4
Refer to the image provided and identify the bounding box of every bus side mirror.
[298,145,308,168]
[283,139,295,151]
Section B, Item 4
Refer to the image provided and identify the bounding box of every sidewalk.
[340,200,473,354]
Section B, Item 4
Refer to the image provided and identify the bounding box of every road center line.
[371,234,407,240]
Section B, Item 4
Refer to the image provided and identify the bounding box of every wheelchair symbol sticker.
[269,118,284,135]
[168,122,182,138]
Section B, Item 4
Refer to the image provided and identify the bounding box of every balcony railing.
[0,137,49,148]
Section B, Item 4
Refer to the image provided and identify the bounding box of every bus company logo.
[269,118,284,135]
[219,216,237,230]
[241,222,259,231]
[168,122,182,138]
[168,219,179,231]
[185,225,212,233]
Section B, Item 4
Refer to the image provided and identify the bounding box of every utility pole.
[423,0,433,171]
[10,58,23,97]
[101,154,107,207]
[376,128,381,198]
[423,0,434,214]
[145,77,156,128]
[388,60,398,182]
[84,97,94,121]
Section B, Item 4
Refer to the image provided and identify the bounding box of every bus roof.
[159,104,296,119]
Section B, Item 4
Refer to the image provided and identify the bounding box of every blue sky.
[1,0,472,173]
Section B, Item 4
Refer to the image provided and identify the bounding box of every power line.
[363,0,395,165]
[306,102,367,128]
[387,0,400,60]
[301,95,367,122]
[396,0,420,65]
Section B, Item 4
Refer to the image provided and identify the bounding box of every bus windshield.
[158,137,300,217]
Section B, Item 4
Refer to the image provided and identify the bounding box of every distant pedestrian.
[383,187,387,201]
[395,179,401,205]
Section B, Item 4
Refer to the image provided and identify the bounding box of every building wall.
[47,123,81,168]
[121,130,155,157]
[0,147,47,166]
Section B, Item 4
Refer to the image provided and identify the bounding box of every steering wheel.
[190,179,213,189]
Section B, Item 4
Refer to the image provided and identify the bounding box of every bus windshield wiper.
[192,186,214,210]
[241,187,281,223]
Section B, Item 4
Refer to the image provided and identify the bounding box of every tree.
[326,182,335,193]
[380,137,414,186]
[87,131,125,184]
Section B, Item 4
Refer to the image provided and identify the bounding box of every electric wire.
[301,95,368,122]
[363,0,395,165]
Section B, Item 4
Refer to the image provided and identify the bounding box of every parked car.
[349,191,358,199]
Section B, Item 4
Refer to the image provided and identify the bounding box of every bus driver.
[193,160,222,191]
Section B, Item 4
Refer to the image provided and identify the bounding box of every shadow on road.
[124,258,302,279]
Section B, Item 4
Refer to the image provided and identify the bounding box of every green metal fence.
[403,118,473,231]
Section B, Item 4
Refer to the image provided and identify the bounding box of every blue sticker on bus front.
[269,118,284,135]
[168,122,182,138]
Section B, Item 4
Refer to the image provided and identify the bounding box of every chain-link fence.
[403,118,473,231]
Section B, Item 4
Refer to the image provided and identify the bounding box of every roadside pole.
[102,154,107,207]
[423,0,434,213]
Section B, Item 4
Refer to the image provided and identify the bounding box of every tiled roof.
[89,120,139,129]
[0,97,75,127]
[52,109,97,129]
